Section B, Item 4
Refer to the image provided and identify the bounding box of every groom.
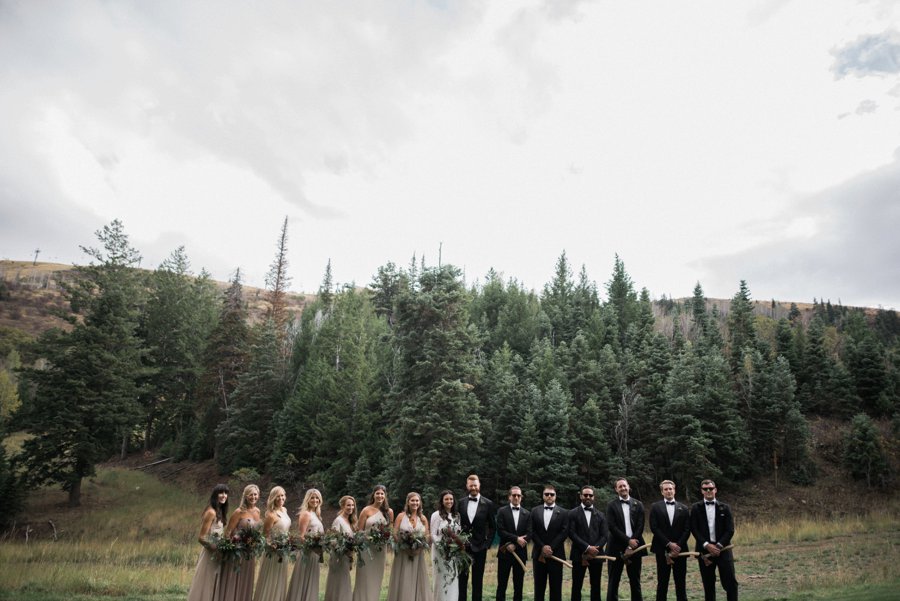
[460,474,497,601]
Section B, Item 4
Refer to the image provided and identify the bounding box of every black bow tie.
[544,506,555,510]
[469,497,479,503]
[511,507,519,511]
[619,499,630,504]
[705,501,716,506]
[665,501,675,505]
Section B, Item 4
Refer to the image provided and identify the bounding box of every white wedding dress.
[430,511,460,601]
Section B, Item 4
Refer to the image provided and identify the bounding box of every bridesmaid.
[254,486,291,601]
[187,484,229,601]
[285,489,325,601]
[217,484,261,601]
[386,492,433,601]
[324,495,358,601]
[352,485,394,601]
[430,490,461,601]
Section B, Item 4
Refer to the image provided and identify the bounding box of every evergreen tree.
[18,220,145,506]
[542,252,576,346]
[507,405,542,506]
[695,350,749,482]
[271,289,386,499]
[369,261,406,327]
[843,413,890,488]
[139,247,218,452]
[264,216,292,358]
[495,279,543,357]
[658,349,718,497]
[798,318,851,415]
[215,319,286,474]
[194,270,249,459]
[480,345,527,496]
[527,337,565,393]
[571,396,613,487]
[560,332,603,407]
[386,265,485,499]
[508,381,577,497]
[727,280,757,373]
[605,255,639,349]
[846,334,889,416]
[319,259,335,308]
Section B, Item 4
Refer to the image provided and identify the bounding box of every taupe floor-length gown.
[216,517,259,601]
[285,512,324,601]
[352,512,389,601]
[253,510,292,601]
[386,515,433,601]
[187,520,223,601]
[324,515,355,601]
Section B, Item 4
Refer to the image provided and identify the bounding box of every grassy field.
[0,468,897,601]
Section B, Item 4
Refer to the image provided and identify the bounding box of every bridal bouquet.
[435,525,472,580]
[394,529,428,560]
[323,530,359,569]
[207,531,242,566]
[265,531,298,563]
[297,531,325,564]
[232,523,267,560]
[366,521,393,552]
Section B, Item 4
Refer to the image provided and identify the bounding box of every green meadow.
[0,468,897,601]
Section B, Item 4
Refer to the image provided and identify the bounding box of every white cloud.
[831,29,900,78]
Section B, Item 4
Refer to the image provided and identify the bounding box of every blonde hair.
[239,484,260,510]
[339,495,358,528]
[266,486,286,512]
[301,488,323,518]
[403,492,424,520]
[659,480,675,490]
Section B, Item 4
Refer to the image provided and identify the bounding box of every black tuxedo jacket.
[496,504,531,560]
[689,500,734,553]
[605,497,647,556]
[529,504,569,560]
[567,505,608,561]
[649,500,690,555]
[460,495,497,553]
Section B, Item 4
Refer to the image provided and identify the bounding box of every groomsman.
[460,474,496,601]
[530,484,569,601]
[496,486,531,601]
[568,485,609,601]
[690,479,738,601]
[606,477,647,601]
[649,480,691,601]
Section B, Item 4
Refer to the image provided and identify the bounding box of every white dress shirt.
[467,495,480,524]
[705,500,717,544]
[543,505,555,530]
[510,504,521,529]
[620,498,633,538]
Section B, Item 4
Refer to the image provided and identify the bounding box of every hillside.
[0,260,314,340]
[0,260,874,343]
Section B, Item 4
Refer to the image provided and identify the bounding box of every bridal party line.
[187,475,738,601]
[188,483,469,601]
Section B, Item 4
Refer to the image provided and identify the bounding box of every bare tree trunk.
[68,477,82,508]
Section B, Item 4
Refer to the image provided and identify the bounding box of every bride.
[430,490,462,601]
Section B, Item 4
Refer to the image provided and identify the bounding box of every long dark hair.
[437,489,458,522]
[208,483,230,524]
[369,484,392,522]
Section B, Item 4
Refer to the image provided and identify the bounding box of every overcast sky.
[2,0,899,308]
